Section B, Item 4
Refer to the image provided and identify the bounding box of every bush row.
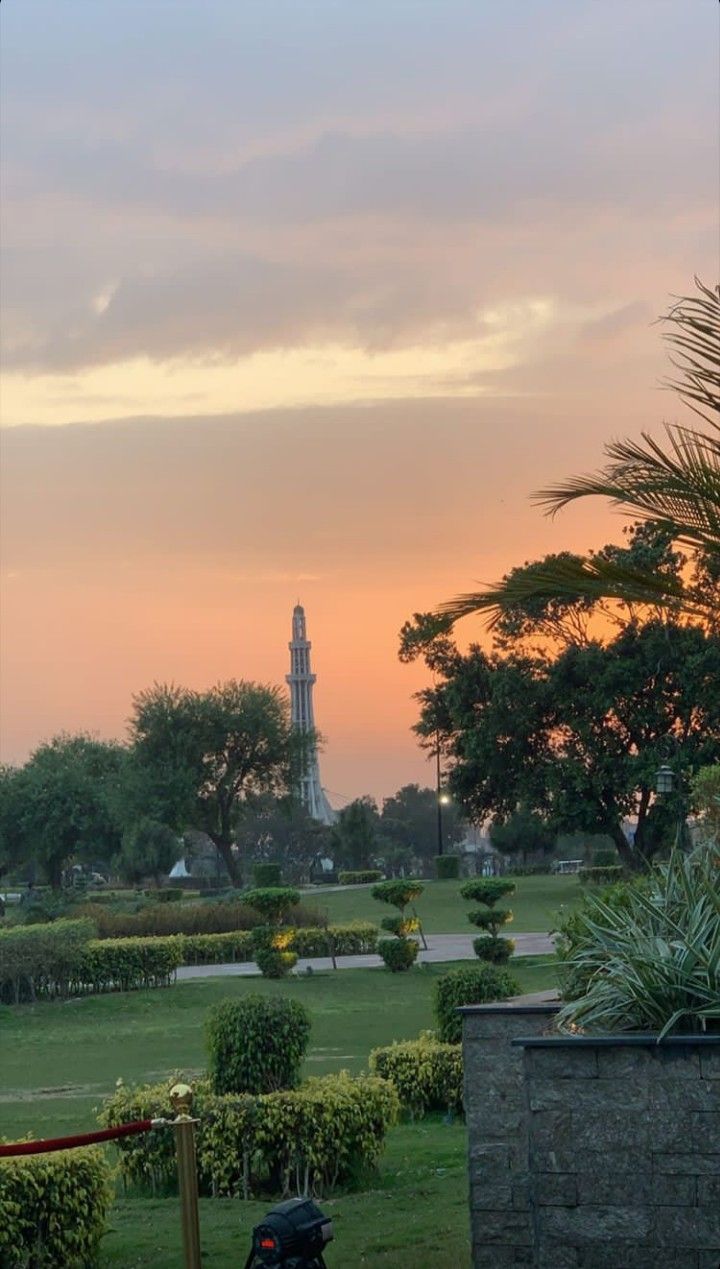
[0,1147,113,1268]
[337,870,383,885]
[73,897,325,938]
[578,865,627,886]
[369,1033,463,1117]
[0,921,382,1000]
[100,1073,399,1199]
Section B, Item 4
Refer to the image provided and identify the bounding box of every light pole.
[436,733,451,857]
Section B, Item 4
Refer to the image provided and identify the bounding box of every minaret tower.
[286,604,336,824]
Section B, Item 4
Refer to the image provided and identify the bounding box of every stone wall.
[463,1007,720,1268]
[517,1036,720,1268]
[462,1003,559,1268]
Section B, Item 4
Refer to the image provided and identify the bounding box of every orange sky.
[1,1,718,802]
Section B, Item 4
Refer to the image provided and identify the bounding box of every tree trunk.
[211,836,242,887]
[608,822,639,869]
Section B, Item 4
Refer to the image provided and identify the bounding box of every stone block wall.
[462,1003,559,1268]
[518,1036,720,1268]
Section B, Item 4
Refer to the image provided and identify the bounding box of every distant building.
[286,604,337,826]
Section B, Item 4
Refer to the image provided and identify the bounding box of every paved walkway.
[176,931,554,981]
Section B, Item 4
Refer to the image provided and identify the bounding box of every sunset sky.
[1,1,718,804]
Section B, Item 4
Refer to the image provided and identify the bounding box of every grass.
[308,872,580,934]
[0,957,554,1139]
[2,954,556,1267]
[101,1119,469,1267]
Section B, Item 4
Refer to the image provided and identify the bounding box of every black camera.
[244,1197,334,1268]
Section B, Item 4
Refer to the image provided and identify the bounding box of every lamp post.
[655,761,690,850]
[436,738,444,858]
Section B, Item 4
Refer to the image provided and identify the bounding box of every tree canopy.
[128,680,298,886]
[406,616,720,866]
[0,735,126,888]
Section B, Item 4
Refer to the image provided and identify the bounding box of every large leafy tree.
[128,681,298,886]
[407,618,720,867]
[0,735,126,888]
[331,797,380,871]
[234,794,335,883]
[438,280,720,631]
[380,783,465,867]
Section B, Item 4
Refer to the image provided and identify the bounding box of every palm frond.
[438,554,712,628]
[535,423,720,553]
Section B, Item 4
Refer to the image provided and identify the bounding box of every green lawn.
[307,872,580,934]
[2,956,556,1267]
[102,1119,469,1268]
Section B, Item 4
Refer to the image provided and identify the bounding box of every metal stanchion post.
[170,1082,202,1269]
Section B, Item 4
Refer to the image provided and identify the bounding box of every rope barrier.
[0,1118,159,1158]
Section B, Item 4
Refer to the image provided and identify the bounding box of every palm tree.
[440,279,720,631]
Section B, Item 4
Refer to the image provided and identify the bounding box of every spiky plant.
[555,846,720,1039]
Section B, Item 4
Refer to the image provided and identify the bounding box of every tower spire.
[286,604,336,824]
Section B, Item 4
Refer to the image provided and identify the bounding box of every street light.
[655,764,674,795]
[655,761,691,849]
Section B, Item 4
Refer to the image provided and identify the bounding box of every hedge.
[578,865,627,886]
[0,1147,113,1267]
[74,898,325,938]
[337,870,383,885]
[369,1033,463,1117]
[79,936,183,992]
[0,922,382,999]
[100,1073,399,1199]
[207,996,311,1094]
[0,923,183,1001]
[0,919,96,1003]
[291,922,379,958]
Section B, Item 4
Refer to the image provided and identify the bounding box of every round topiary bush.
[472,934,515,964]
[254,944,298,978]
[433,963,520,1044]
[206,995,311,1094]
[378,937,418,972]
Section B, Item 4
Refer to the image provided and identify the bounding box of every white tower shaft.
[286,605,335,824]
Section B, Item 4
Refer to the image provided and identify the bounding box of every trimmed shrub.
[433,963,520,1044]
[370,1033,463,1117]
[378,938,418,972]
[337,870,383,885]
[436,855,460,880]
[79,936,183,992]
[73,898,325,939]
[101,1072,398,1199]
[254,945,298,978]
[371,879,423,908]
[179,931,254,965]
[291,922,379,957]
[252,863,282,888]
[0,918,95,1003]
[0,921,183,1000]
[578,865,626,886]
[460,878,515,906]
[206,995,311,1094]
[460,877,516,963]
[0,1147,113,1267]
[472,934,514,964]
[243,887,301,925]
[144,888,184,903]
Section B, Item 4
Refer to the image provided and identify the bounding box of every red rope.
[0,1119,155,1158]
